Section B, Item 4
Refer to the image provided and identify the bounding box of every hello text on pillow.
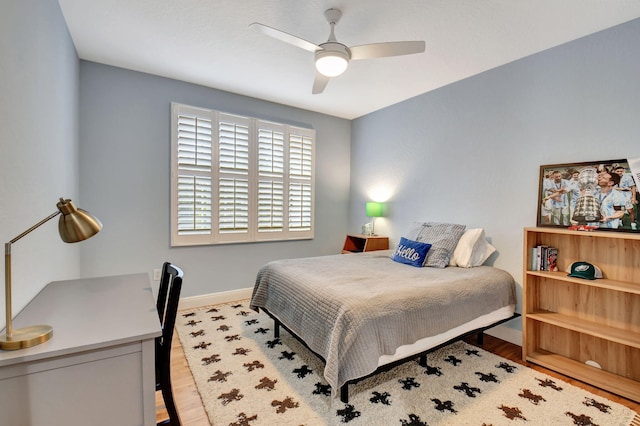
[392,237,432,267]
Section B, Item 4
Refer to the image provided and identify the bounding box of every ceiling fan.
[250,8,426,94]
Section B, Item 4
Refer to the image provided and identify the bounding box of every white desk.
[0,273,161,426]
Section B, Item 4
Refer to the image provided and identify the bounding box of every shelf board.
[526,311,640,349]
[524,227,640,241]
[525,270,640,295]
[526,350,640,403]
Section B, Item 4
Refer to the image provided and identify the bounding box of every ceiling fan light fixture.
[315,54,348,77]
[315,44,350,77]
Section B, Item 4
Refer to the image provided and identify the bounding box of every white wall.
[77,63,352,297]
[0,0,81,329]
[350,18,640,332]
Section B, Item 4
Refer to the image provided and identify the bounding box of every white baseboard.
[179,289,524,349]
[485,324,522,347]
[178,287,253,310]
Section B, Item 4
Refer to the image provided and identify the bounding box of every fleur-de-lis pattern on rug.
[176,301,639,426]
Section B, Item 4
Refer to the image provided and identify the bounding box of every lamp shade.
[315,53,348,77]
[315,43,350,77]
[365,202,384,217]
[57,198,102,243]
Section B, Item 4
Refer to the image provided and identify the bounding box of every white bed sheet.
[377,304,516,367]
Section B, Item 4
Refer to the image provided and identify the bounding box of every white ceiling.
[57,0,640,120]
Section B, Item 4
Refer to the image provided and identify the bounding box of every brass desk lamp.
[0,198,102,350]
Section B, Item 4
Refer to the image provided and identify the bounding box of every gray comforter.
[250,250,516,397]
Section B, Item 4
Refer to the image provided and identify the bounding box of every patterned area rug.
[176,300,639,426]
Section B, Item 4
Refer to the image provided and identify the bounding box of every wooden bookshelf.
[522,227,640,403]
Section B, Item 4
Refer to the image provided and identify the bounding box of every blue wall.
[77,63,352,297]
[0,0,82,329]
[350,18,640,331]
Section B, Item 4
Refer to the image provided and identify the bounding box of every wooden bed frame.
[261,307,520,403]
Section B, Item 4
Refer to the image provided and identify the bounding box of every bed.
[250,224,518,402]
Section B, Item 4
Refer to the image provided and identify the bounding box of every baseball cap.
[567,262,602,280]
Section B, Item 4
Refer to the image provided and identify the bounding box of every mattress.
[377,304,515,366]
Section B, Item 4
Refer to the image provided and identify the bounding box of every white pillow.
[449,228,496,268]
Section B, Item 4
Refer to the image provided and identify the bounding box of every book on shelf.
[546,247,558,272]
[531,245,558,271]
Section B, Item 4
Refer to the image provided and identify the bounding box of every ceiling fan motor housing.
[324,8,342,25]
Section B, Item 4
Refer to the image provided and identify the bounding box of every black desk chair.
[156,262,184,426]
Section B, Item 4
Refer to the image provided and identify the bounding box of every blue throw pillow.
[392,237,432,267]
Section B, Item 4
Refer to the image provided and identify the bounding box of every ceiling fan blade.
[312,72,330,94]
[250,23,321,53]
[350,41,426,60]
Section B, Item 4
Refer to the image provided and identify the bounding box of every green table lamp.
[365,201,384,236]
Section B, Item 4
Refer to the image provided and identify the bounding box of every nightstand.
[341,234,389,254]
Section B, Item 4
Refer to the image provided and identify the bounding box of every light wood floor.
[156,332,640,425]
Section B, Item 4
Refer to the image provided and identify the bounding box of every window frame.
[170,102,315,247]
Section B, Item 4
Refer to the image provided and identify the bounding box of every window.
[171,103,315,246]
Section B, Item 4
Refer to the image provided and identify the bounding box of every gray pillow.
[413,222,466,268]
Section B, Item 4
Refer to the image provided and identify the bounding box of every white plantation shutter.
[257,127,285,175]
[288,132,313,232]
[219,119,250,172]
[218,178,249,232]
[258,180,284,231]
[218,115,250,237]
[289,182,312,230]
[257,125,285,234]
[174,107,213,242]
[171,103,314,246]
[289,133,313,178]
[177,176,212,232]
